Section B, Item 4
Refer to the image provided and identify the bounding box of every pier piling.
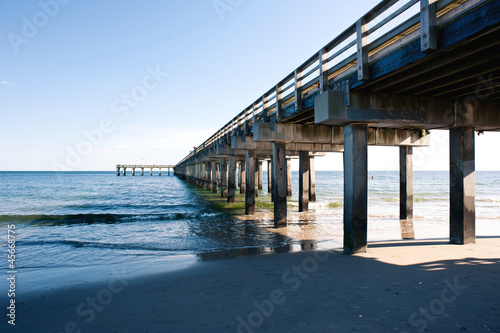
[245,150,256,215]
[273,142,287,227]
[309,156,316,202]
[400,146,415,239]
[299,151,310,212]
[220,158,228,198]
[228,155,237,203]
[343,124,368,254]
[450,127,475,245]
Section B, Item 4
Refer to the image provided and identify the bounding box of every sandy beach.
[9,237,500,333]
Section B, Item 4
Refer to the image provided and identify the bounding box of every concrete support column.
[237,163,241,188]
[273,142,287,227]
[198,164,202,186]
[123,168,126,176]
[268,160,274,202]
[201,164,206,188]
[450,127,475,244]
[206,162,212,191]
[217,164,221,187]
[258,161,263,190]
[212,161,218,194]
[309,156,316,202]
[286,159,292,196]
[228,156,237,203]
[150,168,153,176]
[220,158,228,198]
[168,168,170,176]
[299,151,310,212]
[343,124,368,255]
[255,158,259,198]
[117,167,120,176]
[141,168,144,176]
[400,146,415,239]
[267,161,272,194]
[132,168,135,176]
[159,168,161,176]
[240,161,246,194]
[245,150,256,215]
[201,164,205,187]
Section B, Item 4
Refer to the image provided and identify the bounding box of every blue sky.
[1,0,498,171]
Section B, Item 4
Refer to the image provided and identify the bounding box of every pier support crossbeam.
[343,124,368,255]
[450,127,475,244]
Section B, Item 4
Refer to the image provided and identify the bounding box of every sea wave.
[14,239,197,252]
[0,212,209,226]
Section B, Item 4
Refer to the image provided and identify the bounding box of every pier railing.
[176,0,479,167]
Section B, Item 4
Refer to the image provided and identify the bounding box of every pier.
[174,0,500,254]
[116,165,174,176]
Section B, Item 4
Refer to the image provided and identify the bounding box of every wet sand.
[9,237,500,333]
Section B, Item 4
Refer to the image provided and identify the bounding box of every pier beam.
[273,142,287,227]
[220,158,228,198]
[299,151,310,212]
[245,150,256,215]
[286,158,292,196]
[228,155,237,203]
[212,161,218,194]
[343,124,368,254]
[400,146,415,239]
[309,156,316,202]
[450,127,475,244]
[206,162,212,191]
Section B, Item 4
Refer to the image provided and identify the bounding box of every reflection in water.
[194,209,328,261]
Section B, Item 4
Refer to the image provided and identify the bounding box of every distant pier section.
[116,165,174,176]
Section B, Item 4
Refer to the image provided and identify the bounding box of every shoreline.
[8,237,500,333]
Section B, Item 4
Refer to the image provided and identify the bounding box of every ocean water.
[0,171,499,293]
